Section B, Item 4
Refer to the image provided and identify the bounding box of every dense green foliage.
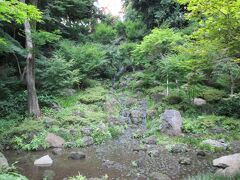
[0,0,240,178]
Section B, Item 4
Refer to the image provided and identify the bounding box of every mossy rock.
[78,86,106,104]
[202,87,226,102]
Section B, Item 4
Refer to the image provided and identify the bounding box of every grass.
[0,85,126,150]
[145,113,240,152]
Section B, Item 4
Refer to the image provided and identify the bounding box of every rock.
[151,93,165,103]
[34,155,53,167]
[102,159,126,170]
[169,144,189,153]
[230,141,240,152]
[148,149,160,157]
[213,153,240,177]
[82,136,94,146]
[52,148,63,155]
[133,129,145,139]
[131,161,138,167]
[202,139,228,149]
[108,117,123,126]
[43,170,55,180]
[130,110,144,125]
[81,126,93,136]
[46,133,65,148]
[68,151,86,160]
[179,157,191,165]
[149,172,171,180]
[69,128,77,135]
[209,127,225,134]
[193,98,207,106]
[197,151,207,157]
[160,109,182,136]
[0,152,9,169]
[142,136,157,145]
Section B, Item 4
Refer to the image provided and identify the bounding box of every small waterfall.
[140,98,147,129]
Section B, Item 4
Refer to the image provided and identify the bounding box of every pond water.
[4,128,232,180]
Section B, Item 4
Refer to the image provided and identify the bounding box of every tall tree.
[124,0,187,29]
[20,0,41,118]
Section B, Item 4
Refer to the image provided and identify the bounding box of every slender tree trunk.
[21,0,41,118]
[166,74,169,96]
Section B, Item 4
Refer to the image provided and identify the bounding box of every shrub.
[166,95,183,105]
[92,23,116,44]
[133,28,183,67]
[201,87,226,102]
[67,173,86,180]
[13,131,49,151]
[0,173,28,180]
[124,20,147,41]
[37,55,79,92]
[92,126,112,144]
[109,126,124,138]
[57,41,108,82]
[0,92,27,118]
[216,94,240,118]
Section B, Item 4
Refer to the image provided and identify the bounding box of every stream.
[4,126,222,180]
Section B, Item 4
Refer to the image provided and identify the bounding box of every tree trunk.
[21,0,41,118]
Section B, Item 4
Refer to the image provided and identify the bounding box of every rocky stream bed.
[2,89,240,180]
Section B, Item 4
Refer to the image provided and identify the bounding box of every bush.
[133,28,183,67]
[92,23,116,44]
[166,95,183,105]
[216,94,240,118]
[0,92,27,117]
[201,87,226,102]
[37,55,79,92]
[92,126,112,144]
[13,131,49,151]
[0,173,28,180]
[57,41,108,82]
[124,20,147,41]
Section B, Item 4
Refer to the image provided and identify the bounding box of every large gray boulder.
[160,110,182,136]
[34,155,53,167]
[213,153,240,177]
[202,139,228,150]
[46,133,65,148]
[0,152,9,169]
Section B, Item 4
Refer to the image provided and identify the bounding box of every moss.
[78,86,107,104]
[144,85,165,95]
[0,173,28,180]
[201,86,226,102]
